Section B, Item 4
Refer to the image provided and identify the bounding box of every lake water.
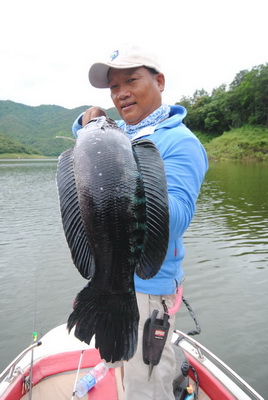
[0,159,267,397]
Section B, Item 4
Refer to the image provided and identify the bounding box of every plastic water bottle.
[75,361,109,398]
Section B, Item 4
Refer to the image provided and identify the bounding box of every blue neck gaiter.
[122,104,170,139]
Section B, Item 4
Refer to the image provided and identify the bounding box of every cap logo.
[110,50,119,61]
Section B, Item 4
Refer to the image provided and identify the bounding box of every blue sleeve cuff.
[72,112,84,138]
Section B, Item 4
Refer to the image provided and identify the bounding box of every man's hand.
[82,107,107,127]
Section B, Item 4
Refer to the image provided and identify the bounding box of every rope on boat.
[71,350,85,400]
[171,295,201,399]
[181,361,199,399]
[182,296,201,336]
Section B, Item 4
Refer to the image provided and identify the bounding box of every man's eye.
[128,78,136,83]
[110,84,118,90]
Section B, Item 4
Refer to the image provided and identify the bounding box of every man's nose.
[117,86,130,100]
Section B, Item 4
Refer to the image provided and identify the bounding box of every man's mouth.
[121,102,136,110]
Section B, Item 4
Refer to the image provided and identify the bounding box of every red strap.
[168,285,183,316]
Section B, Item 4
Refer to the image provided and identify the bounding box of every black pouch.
[143,309,170,367]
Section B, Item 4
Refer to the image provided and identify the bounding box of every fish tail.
[67,284,139,362]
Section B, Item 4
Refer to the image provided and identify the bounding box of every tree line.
[177,63,268,136]
[0,101,120,156]
[0,133,40,155]
[0,63,267,157]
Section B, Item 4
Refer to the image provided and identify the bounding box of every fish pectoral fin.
[132,139,169,279]
[57,148,95,279]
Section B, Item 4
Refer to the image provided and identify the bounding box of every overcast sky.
[0,0,267,110]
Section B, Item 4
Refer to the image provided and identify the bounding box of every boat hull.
[0,325,264,400]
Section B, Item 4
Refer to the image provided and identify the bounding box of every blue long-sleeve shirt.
[72,105,208,294]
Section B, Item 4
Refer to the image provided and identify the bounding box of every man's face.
[108,67,165,125]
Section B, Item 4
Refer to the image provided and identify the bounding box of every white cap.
[88,44,162,88]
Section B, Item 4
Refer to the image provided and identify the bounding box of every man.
[72,44,208,399]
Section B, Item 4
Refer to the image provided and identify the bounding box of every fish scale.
[57,117,169,362]
[73,129,140,289]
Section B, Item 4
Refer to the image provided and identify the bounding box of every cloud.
[0,0,267,109]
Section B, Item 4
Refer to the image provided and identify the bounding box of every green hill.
[0,132,40,155]
[0,100,120,156]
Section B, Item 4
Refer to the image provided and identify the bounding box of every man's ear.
[156,73,165,92]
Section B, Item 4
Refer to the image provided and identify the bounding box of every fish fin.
[57,148,95,279]
[132,139,169,279]
[67,284,139,362]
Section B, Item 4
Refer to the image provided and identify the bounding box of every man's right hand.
[82,107,107,127]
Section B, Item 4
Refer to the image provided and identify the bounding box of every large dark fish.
[56,117,169,362]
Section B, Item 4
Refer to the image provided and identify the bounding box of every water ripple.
[1,160,268,398]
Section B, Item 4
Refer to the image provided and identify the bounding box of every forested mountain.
[0,101,120,156]
[0,63,267,157]
[178,63,268,136]
[0,132,40,155]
